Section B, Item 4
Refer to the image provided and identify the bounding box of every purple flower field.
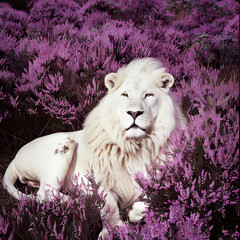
[0,0,239,239]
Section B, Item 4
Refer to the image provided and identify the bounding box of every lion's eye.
[121,92,128,97]
[145,93,154,98]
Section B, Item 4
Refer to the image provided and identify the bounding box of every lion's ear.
[105,73,121,91]
[155,73,174,91]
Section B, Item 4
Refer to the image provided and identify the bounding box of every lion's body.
[3,58,185,237]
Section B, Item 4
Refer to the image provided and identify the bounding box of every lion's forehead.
[120,77,156,95]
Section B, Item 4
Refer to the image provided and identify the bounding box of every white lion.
[3,58,185,238]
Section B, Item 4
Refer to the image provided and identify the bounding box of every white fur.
[2,58,184,238]
[128,201,148,222]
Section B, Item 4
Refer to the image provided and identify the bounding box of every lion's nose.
[127,111,144,120]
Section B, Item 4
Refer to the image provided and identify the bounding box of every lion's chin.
[125,127,146,139]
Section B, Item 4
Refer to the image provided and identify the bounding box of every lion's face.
[104,58,175,139]
[114,76,161,138]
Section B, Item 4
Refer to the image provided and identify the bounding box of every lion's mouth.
[126,123,145,132]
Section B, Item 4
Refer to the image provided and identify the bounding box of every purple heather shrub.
[0,3,29,39]
[28,0,82,37]
[0,176,104,239]
[115,0,173,26]
[0,0,239,239]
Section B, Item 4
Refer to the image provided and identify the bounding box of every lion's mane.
[82,59,183,207]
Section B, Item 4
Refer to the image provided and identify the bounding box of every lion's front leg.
[98,187,123,239]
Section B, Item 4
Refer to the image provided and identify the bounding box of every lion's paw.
[98,228,109,240]
[128,201,148,222]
